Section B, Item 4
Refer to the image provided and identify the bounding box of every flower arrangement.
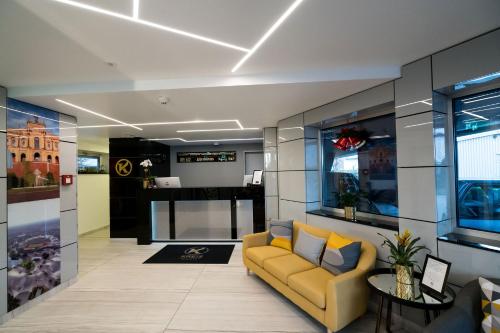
[378,230,428,270]
[140,159,152,176]
[139,159,154,188]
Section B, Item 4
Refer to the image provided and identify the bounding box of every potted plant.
[378,230,429,299]
[339,192,359,221]
[139,159,153,189]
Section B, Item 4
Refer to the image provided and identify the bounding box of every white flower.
[140,159,152,167]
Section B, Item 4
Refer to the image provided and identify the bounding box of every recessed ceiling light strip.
[51,0,249,52]
[231,0,304,72]
[56,99,143,130]
[176,128,260,133]
[146,137,263,143]
[0,106,76,126]
[132,0,140,19]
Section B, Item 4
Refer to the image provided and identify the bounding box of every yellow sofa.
[242,221,377,333]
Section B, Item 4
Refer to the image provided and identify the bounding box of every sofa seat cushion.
[263,253,316,284]
[288,267,335,309]
[246,246,291,267]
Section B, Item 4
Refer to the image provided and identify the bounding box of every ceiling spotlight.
[158,96,170,105]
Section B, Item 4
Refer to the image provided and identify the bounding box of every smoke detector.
[158,96,170,105]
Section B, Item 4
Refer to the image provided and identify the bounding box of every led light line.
[146,137,263,143]
[462,111,489,121]
[56,99,143,130]
[132,0,139,19]
[463,94,500,104]
[176,128,260,133]
[231,0,304,72]
[51,0,249,52]
[0,106,76,126]
[395,98,432,108]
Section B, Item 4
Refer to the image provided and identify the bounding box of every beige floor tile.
[0,227,392,333]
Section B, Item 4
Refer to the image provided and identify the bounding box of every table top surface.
[367,268,455,309]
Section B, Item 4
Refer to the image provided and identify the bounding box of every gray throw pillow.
[293,229,326,265]
[268,219,294,251]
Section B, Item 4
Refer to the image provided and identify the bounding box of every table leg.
[386,300,392,333]
[425,310,431,325]
[375,296,384,333]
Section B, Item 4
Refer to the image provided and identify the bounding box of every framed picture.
[252,170,263,185]
[420,254,451,298]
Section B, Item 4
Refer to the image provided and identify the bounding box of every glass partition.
[454,88,500,233]
[321,114,398,218]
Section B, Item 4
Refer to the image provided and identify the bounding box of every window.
[78,155,100,173]
[321,114,398,217]
[34,137,40,149]
[454,88,500,233]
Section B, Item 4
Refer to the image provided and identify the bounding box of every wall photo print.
[6,98,61,203]
[5,98,62,311]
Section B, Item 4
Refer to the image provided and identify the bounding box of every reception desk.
[136,186,265,244]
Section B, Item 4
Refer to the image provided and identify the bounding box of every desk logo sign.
[177,151,236,163]
[180,246,210,261]
[115,159,133,176]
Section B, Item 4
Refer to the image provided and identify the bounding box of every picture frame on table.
[252,170,263,185]
[420,254,451,300]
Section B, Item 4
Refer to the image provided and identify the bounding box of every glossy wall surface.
[109,138,170,238]
[275,29,500,291]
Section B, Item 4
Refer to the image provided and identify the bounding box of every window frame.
[318,112,399,225]
[78,155,101,173]
[452,88,500,234]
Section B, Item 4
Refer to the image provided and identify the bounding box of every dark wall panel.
[109,138,170,238]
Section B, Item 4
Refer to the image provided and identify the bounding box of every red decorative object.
[333,128,368,151]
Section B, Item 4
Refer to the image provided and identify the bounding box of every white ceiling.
[0,0,499,147]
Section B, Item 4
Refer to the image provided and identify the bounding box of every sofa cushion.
[479,277,500,333]
[294,229,326,265]
[268,219,294,251]
[321,233,361,275]
[288,267,335,309]
[264,253,316,284]
[246,246,291,267]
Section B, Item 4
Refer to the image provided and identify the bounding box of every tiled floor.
[0,227,382,333]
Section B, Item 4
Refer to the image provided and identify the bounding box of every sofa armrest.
[325,241,377,331]
[242,231,269,267]
[325,268,370,332]
[243,231,269,251]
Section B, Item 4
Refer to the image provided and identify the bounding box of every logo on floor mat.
[181,246,210,260]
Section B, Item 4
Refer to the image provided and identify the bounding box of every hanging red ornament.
[332,127,369,151]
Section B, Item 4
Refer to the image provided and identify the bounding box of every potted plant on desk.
[140,159,153,189]
[339,192,359,221]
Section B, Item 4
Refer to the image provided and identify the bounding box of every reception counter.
[136,186,265,244]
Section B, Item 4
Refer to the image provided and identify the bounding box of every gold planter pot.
[143,179,149,189]
[395,264,415,300]
[344,206,356,221]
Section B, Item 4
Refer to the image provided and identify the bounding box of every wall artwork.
[6,98,60,203]
[5,98,61,311]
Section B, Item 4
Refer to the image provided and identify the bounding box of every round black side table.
[367,268,456,333]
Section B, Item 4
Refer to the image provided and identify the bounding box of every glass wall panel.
[454,88,500,233]
[321,114,398,217]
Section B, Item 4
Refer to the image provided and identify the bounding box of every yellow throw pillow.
[270,237,292,251]
[327,232,353,249]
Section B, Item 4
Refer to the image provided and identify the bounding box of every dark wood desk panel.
[136,186,265,244]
